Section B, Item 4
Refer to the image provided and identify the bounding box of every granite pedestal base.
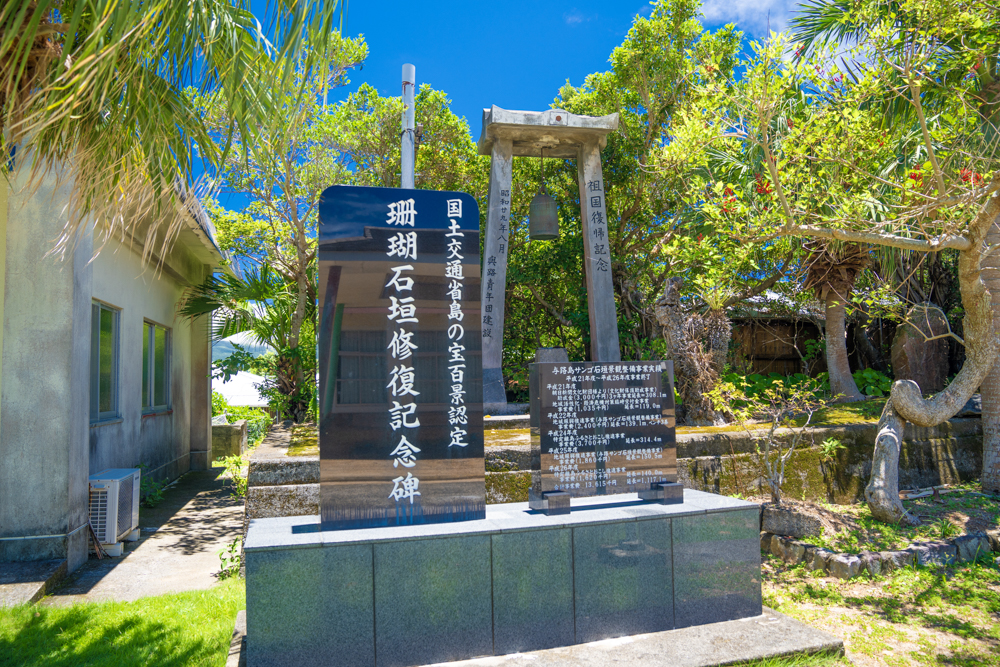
[244,489,761,667]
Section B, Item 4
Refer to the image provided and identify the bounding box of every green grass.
[0,580,244,667]
[733,651,850,667]
[765,553,1000,666]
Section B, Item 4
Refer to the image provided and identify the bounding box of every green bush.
[212,390,271,446]
[225,406,271,446]
[721,367,893,401]
[852,368,893,397]
[720,371,826,401]
[211,390,228,417]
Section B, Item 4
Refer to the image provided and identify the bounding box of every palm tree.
[802,240,869,403]
[1,0,345,257]
[180,265,317,422]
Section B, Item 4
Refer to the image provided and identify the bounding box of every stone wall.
[679,419,982,502]
[484,418,983,504]
[240,418,984,513]
[212,420,248,462]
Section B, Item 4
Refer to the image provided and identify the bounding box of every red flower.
[961,168,985,186]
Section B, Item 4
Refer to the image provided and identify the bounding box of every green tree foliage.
[182,265,317,421]
[319,83,489,193]
[184,33,365,421]
[668,0,1000,516]
[498,0,803,397]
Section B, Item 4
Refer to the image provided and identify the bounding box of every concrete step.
[0,559,67,607]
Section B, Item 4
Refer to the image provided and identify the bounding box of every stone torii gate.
[477,106,622,409]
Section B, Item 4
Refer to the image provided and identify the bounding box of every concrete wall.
[0,166,219,570]
[88,236,211,484]
[0,171,93,570]
[212,420,248,461]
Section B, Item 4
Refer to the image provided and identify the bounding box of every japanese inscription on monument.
[318,185,484,529]
[529,361,676,507]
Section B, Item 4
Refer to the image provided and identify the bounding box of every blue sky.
[337,0,798,126]
[216,0,799,209]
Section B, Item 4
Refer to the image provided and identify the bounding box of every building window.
[90,302,120,422]
[142,321,170,412]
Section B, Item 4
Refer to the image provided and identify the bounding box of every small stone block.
[103,542,124,557]
[859,552,882,576]
[828,554,861,579]
[123,529,140,542]
[907,541,957,566]
[882,550,915,571]
[953,534,991,563]
[531,491,572,516]
[638,482,684,505]
[760,532,775,552]
[987,530,1000,552]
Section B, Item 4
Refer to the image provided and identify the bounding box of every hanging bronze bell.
[528,186,559,241]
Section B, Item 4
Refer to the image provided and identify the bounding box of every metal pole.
[401,63,415,189]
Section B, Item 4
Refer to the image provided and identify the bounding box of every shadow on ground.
[42,468,243,604]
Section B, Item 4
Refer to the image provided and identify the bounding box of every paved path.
[42,468,243,606]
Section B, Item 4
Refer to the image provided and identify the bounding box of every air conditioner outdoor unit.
[89,469,141,550]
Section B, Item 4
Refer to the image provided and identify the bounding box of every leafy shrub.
[136,463,168,508]
[225,406,271,446]
[212,390,271,446]
[211,390,228,417]
[218,537,242,579]
[853,368,893,397]
[719,371,827,405]
[217,454,249,499]
[819,437,846,462]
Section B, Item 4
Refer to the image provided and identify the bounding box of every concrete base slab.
[428,608,843,667]
[228,609,247,667]
[0,559,67,607]
[229,607,841,667]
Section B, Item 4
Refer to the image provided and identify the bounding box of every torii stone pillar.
[477,106,621,409]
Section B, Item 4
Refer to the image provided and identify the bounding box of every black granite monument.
[317,185,484,529]
[529,360,680,513]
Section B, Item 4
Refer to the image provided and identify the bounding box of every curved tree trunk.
[825,294,865,403]
[980,208,1000,493]
[865,188,1000,522]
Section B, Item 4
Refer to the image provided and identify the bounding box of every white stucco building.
[0,168,225,573]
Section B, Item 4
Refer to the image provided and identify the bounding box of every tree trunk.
[825,294,865,403]
[864,397,920,525]
[980,208,1000,493]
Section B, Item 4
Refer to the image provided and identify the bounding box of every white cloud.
[564,9,592,25]
[701,0,794,35]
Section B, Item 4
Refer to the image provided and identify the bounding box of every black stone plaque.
[529,361,676,508]
[318,185,484,529]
